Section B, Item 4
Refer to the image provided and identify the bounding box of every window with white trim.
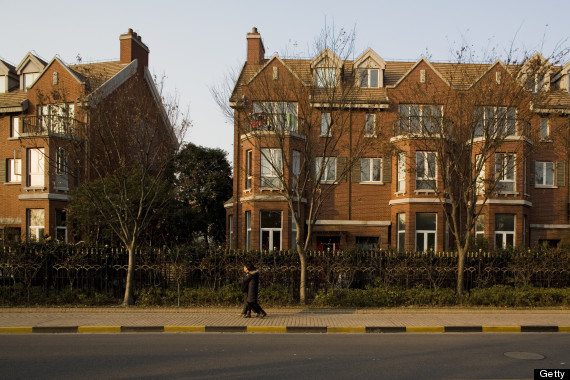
[475,214,485,242]
[474,106,516,137]
[260,210,282,251]
[475,154,485,195]
[360,158,382,183]
[27,148,44,187]
[540,118,550,140]
[55,209,67,243]
[260,148,282,188]
[291,213,298,250]
[27,209,44,241]
[292,150,300,188]
[245,150,252,190]
[55,147,68,189]
[398,104,442,134]
[359,68,379,88]
[416,151,436,190]
[252,102,298,131]
[397,153,406,192]
[315,67,336,88]
[416,213,436,252]
[397,213,406,252]
[7,159,21,183]
[495,214,515,248]
[535,161,555,187]
[228,215,234,249]
[10,116,20,138]
[364,113,375,136]
[321,112,332,136]
[495,153,516,192]
[245,211,252,250]
[315,157,336,183]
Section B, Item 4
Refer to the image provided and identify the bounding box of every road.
[0,333,568,379]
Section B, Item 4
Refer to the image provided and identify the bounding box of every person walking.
[242,263,267,318]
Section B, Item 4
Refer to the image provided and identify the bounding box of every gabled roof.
[39,56,85,86]
[245,54,306,86]
[391,57,451,88]
[0,59,16,76]
[311,48,342,69]
[15,52,47,74]
[354,48,386,70]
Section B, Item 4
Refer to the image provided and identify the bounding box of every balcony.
[20,115,82,138]
[248,112,299,133]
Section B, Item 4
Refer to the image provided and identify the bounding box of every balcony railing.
[20,115,81,138]
[248,112,299,133]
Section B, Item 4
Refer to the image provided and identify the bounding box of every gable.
[391,57,451,89]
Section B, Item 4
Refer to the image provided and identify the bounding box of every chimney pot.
[246,27,265,65]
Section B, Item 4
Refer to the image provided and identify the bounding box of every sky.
[2,0,569,162]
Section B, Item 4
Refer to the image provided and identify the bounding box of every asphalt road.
[0,333,568,379]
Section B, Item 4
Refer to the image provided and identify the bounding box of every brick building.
[225,28,570,252]
[0,29,172,243]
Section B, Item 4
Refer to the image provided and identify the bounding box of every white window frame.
[228,215,234,249]
[55,209,67,243]
[245,150,252,190]
[535,161,555,187]
[260,148,282,188]
[55,147,68,190]
[27,208,45,242]
[475,154,485,195]
[540,118,550,140]
[315,67,337,88]
[360,158,382,183]
[252,102,298,132]
[291,212,298,250]
[359,68,379,88]
[245,211,252,250]
[495,214,515,249]
[10,116,20,138]
[475,214,485,241]
[415,213,437,252]
[397,153,406,193]
[397,213,406,252]
[398,104,442,134]
[475,106,516,137]
[27,148,45,188]
[321,112,332,137]
[292,150,300,188]
[495,153,516,192]
[260,210,282,251]
[8,158,22,183]
[364,113,375,137]
[415,151,437,191]
[315,157,337,183]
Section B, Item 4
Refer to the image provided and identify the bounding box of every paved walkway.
[1,307,569,333]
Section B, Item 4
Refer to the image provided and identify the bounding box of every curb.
[0,325,568,334]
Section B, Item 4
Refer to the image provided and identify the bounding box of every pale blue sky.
[2,0,569,159]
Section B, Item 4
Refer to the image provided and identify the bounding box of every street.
[0,333,568,379]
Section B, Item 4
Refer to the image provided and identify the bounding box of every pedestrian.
[241,263,267,318]
[240,269,250,317]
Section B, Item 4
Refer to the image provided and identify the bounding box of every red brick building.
[226,28,570,252]
[0,29,172,243]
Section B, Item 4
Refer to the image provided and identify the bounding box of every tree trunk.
[122,244,136,306]
[298,247,307,304]
[456,247,466,300]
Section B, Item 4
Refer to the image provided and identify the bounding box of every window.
[252,102,298,131]
[474,106,516,137]
[10,116,20,138]
[55,148,68,189]
[321,112,332,136]
[356,236,378,250]
[55,209,67,243]
[416,213,436,252]
[291,213,298,250]
[475,215,485,242]
[27,209,44,242]
[364,113,375,136]
[23,72,39,90]
[7,159,22,183]
[245,150,252,190]
[495,153,516,192]
[540,118,550,140]
[39,103,75,134]
[245,211,252,250]
[260,148,282,188]
[495,214,515,248]
[27,148,45,187]
[360,158,382,183]
[359,68,379,88]
[315,67,336,88]
[397,153,406,192]
[292,150,300,188]
[475,154,485,195]
[317,236,340,251]
[397,213,405,252]
[535,161,555,187]
[416,151,436,190]
[398,104,442,134]
[315,157,336,183]
[260,210,282,250]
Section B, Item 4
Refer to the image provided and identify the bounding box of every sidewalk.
[1,307,569,333]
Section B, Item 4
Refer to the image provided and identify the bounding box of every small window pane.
[370,69,379,87]
[416,213,436,230]
[495,214,515,231]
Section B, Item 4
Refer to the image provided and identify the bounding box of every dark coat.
[242,270,259,303]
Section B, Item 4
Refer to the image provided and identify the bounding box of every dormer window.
[22,72,39,91]
[359,68,379,88]
[315,67,337,88]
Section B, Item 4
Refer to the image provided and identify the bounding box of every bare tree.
[213,25,384,303]
[389,44,567,296]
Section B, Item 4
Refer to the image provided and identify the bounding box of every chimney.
[120,28,150,70]
[247,27,265,65]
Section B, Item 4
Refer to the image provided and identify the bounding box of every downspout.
[348,107,352,220]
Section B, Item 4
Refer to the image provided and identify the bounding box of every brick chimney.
[120,28,150,69]
[247,27,265,65]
